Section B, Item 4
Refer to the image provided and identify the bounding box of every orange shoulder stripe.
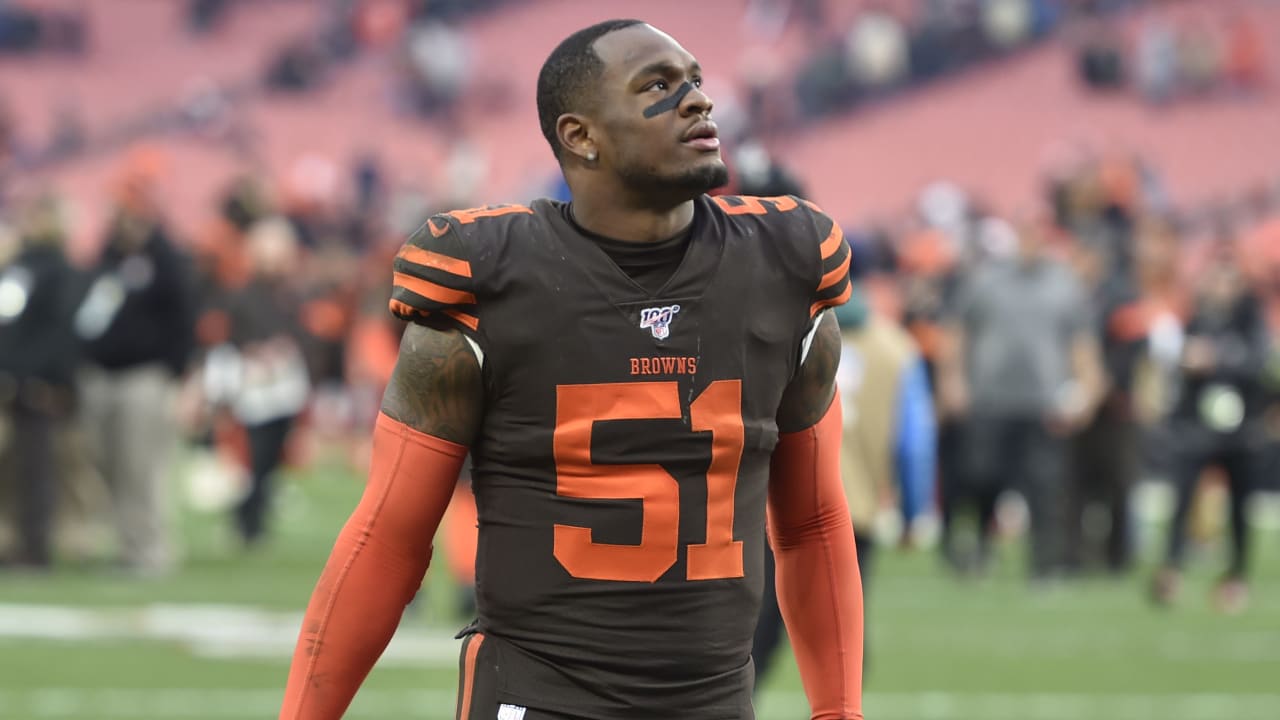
[388,298,424,319]
[393,272,477,306]
[389,300,480,332]
[444,309,480,331]
[819,223,845,259]
[818,256,850,291]
[397,245,471,278]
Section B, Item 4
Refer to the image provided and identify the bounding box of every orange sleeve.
[280,413,467,719]
[768,392,864,720]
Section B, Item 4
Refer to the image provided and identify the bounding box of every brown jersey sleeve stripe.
[818,260,848,292]
[818,223,845,259]
[388,298,422,320]
[393,272,478,306]
[444,309,480,332]
[389,300,481,333]
[810,281,853,318]
[397,244,472,278]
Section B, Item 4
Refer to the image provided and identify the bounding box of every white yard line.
[0,603,459,666]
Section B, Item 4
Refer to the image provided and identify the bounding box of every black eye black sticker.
[642,81,693,119]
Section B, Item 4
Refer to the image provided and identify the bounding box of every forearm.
[769,395,864,720]
[281,413,465,719]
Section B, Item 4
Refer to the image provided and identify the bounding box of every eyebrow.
[631,59,701,82]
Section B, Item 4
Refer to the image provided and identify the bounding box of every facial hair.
[619,159,730,203]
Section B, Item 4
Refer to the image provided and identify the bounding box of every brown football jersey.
[390,194,851,718]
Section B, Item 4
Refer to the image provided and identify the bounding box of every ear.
[557,113,596,164]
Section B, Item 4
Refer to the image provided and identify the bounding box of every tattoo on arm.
[776,311,841,433]
[380,323,484,445]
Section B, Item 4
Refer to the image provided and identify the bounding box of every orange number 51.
[553,380,745,582]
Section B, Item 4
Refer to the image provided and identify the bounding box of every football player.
[282,19,863,720]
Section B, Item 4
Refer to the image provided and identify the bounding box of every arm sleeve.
[280,413,466,720]
[768,393,864,720]
[389,215,480,337]
[895,355,936,526]
[809,210,853,319]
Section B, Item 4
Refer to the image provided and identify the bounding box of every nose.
[681,83,714,117]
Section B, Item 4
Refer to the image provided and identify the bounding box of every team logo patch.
[497,704,527,720]
[639,304,681,340]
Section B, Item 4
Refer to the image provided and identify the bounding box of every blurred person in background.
[834,288,935,659]
[1064,224,1146,571]
[0,195,81,569]
[1175,13,1223,98]
[74,149,197,576]
[1223,11,1265,93]
[1152,236,1270,614]
[399,17,469,119]
[217,217,310,548]
[939,211,1105,581]
[1135,15,1178,104]
[895,184,973,577]
[844,3,911,97]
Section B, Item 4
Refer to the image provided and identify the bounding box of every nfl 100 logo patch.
[639,304,681,340]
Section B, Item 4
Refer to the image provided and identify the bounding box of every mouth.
[681,120,720,152]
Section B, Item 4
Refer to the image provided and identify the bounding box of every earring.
[586,151,597,162]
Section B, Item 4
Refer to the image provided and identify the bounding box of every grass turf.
[1,458,1276,720]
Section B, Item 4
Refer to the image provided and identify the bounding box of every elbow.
[770,497,854,553]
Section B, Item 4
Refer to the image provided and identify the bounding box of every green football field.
[1,459,1277,720]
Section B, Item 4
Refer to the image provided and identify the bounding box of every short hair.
[536,18,646,161]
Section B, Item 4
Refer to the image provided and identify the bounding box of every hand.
[1045,401,1093,437]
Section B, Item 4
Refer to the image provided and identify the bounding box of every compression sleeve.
[280,413,466,719]
[768,393,865,720]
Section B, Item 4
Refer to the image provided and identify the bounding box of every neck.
[568,182,697,244]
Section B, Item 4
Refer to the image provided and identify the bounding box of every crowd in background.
[0,0,1276,621]
[845,145,1280,610]
[0,0,1216,180]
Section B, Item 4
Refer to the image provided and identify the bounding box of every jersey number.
[552,380,745,582]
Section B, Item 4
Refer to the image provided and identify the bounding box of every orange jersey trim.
[457,633,485,720]
[397,245,472,278]
[444,309,480,332]
[819,223,845,259]
[388,301,481,333]
[393,272,477,306]
[818,261,849,292]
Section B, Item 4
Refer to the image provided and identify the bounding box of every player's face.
[590,25,728,199]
